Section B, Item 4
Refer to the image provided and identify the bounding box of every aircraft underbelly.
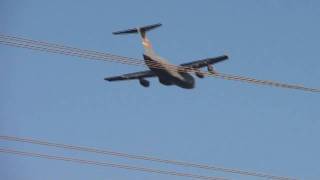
[151,68,194,89]
[143,54,194,89]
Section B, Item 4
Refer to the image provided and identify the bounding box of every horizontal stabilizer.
[112,23,162,35]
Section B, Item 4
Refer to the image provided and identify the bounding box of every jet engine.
[139,78,150,87]
[207,64,213,72]
[207,64,217,74]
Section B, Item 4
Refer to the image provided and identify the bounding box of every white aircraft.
[105,23,228,89]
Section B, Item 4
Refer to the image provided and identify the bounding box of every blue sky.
[0,0,320,179]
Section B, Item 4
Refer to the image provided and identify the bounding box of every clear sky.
[0,0,319,180]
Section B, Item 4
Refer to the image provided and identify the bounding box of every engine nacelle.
[207,64,213,72]
[139,78,150,87]
[195,71,204,78]
[207,64,217,74]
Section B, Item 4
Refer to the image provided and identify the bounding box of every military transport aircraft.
[104,23,228,89]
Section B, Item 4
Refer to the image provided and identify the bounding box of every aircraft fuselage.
[143,54,195,89]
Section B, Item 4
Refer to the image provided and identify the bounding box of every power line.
[0,37,317,93]
[0,34,319,93]
[0,147,227,180]
[0,35,146,67]
[0,34,205,74]
[0,34,176,69]
[0,135,297,180]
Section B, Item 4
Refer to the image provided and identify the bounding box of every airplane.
[104,23,228,89]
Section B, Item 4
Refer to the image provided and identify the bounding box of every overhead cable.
[0,135,296,180]
[0,147,226,180]
[0,34,319,93]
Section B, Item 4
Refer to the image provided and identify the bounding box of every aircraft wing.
[104,70,156,81]
[105,55,228,81]
[180,55,228,69]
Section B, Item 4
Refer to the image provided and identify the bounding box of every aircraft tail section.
[113,23,162,55]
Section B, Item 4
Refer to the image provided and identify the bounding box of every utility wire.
[0,36,146,67]
[0,147,227,180]
[0,34,319,93]
[0,37,317,92]
[0,34,176,69]
[0,135,297,180]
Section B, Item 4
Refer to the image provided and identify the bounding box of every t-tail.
[112,23,162,55]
